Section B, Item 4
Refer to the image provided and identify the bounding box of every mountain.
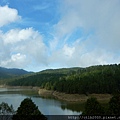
[8,64,120,94]
[0,67,33,80]
[8,67,81,87]
[39,67,81,74]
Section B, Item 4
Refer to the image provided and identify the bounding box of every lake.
[0,88,82,116]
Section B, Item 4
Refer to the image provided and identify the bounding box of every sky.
[0,0,120,72]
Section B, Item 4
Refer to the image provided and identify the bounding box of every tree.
[82,97,104,115]
[0,102,15,115]
[0,102,15,120]
[108,94,120,115]
[13,98,47,120]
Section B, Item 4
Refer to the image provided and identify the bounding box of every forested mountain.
[0,67,33,80]
[8,67,80,87]
[8,64,120,94]
[40,67,80,74]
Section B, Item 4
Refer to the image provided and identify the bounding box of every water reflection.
[0,88,82,115]
[61,102,85,113]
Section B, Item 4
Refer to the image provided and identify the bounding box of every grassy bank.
[38,89,112,103]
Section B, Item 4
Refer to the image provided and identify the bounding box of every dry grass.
[88,94,112,103]
[38,89,53,97]
[53,91,88,102]
[38,89,112,103]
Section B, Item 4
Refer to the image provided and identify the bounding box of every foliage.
[0,102,15,115]
[82,97,104,115]
[8,73,66,89]
[82,94,120,115]
[0,102,15,120]
[8,64,120,94]
[108,94,120,115]
[0,67,32,84]
[13,98,47,120]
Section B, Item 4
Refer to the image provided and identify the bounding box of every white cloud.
[60,0,120,50]
[1,53,27,68]
[0,28,48,70]
[49,40,120,68]
[0,5,21,27]
[3,28,38,44]
[63,44,75,58]
[53,12,81,39]
[11,53,26,62]
[1,1,120,71]
[48,0,120,69]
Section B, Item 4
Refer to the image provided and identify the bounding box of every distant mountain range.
[0,67,33,80]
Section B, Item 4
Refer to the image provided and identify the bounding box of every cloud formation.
[0,1,120,71]
[0,27,47,69]
[55,0,120,48]
[0,5,21,27]
[49,0,120,68]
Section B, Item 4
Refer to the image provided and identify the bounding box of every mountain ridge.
[7,63,120,94]
[0,67,33,80]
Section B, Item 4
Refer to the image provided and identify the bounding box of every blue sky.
[0,0,120,72]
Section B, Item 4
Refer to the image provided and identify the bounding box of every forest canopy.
[8,64,120,94]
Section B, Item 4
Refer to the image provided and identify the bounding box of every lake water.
[0,88,82,116]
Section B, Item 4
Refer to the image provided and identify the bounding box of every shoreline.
[38,89,112,103]
[0,85,40,90]
[0,85,112,103]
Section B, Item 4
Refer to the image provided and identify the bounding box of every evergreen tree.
[108,94,120,115]
[13,98,47,120]
[0,102,15,120]
[82,97,104,115]
[0,102,15,115]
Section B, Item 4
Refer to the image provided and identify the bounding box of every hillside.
[8,67,80,87]
[0,67,33,80]
[7,64,120,94]
[39,67,81,74]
